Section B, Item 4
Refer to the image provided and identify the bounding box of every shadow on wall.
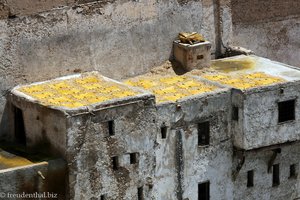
[0,101,13,143]
[168,43,190,75]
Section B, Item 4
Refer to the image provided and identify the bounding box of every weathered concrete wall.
[181,92,233,200]
[66,97,157,199]
[7,93,67,157]
[233,143,300,200]
[0,0,232,129]
[233,82,300,150]
[154,88,233,200]
[231,89,244,149]
[0,0,74,18]
[231,0,300,68]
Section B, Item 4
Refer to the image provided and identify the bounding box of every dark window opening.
[111,156,119,170]
[100,194,107,200]
[198,121,210,146]
[198,181,210,200]
[108,120,115,136]
[247,170,254,187]
[14,106,26,145]
[138,186,143,200]
[273,164,280,186]
[279,88,284,94]
[148,183,153,190]
[232,106,239,121]
[197,55,204,60]
[289,164,297,178]
[161,126,167,139]
[130,153,138,164]
[278,100,295,123]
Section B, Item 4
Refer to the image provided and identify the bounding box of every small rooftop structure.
[173,40,211,71]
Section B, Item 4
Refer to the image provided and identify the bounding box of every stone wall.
[0,0,232,131]
[233,143,300,200]
[231,0,300,68]
[66,96,157,199]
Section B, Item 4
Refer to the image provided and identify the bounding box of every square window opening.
[161,126,167,139]
[198,121,210,146]
[272,164,280,186]
[198,181,210,200]
[278,100,295,123]
[247,170,254,187]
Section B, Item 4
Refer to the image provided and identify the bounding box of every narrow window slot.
[272,164,280,186]
[161,126,167,139]
[198,181,210,200]
[130,153,138,164]
[198,121,210,146]
[232,106,239,121]
[14,106,26,145]
[108,120,115,136]
[247,170,254,187]
[289,164,297,178]
[138,186,143,200]
[111,156,119,170]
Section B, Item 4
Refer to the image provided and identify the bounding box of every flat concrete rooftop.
[124,74,219,103]
[191,55,300,90]
[11,55,300,109]
[13,72,143,109]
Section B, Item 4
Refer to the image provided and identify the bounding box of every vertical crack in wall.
[175,129,184,200]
